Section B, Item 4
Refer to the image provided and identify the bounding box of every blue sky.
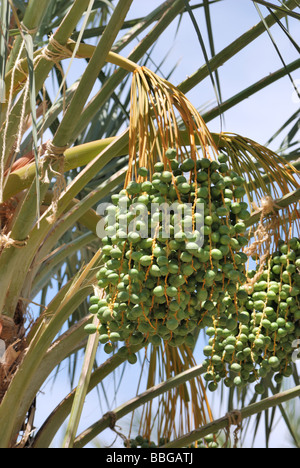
[32,0,300,449]
[122,0,300,149]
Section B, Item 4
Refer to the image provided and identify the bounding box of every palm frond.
[0,0,299,449]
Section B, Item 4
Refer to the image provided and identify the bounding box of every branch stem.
[163,384,300,448]
[73,363,205,448]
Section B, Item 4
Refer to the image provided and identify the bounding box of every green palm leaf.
[0,0,299,449]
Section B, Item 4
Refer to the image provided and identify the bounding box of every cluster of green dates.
[202,237,300,393]
[126,434,219,449]
[85,149,251,363]
[126,435,166,448]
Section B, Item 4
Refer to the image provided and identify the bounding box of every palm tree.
[0,0,299,449]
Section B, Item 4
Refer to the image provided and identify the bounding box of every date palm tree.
[0,0,299,448]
